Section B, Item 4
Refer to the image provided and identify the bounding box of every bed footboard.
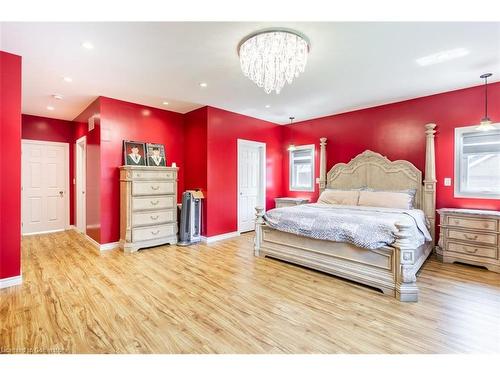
[254,207,432,302]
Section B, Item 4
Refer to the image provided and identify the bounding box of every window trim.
[454,123,500,199]
[289,144,315,192]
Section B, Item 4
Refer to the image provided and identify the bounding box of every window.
[290,145,315,191]
[455,125,500,199]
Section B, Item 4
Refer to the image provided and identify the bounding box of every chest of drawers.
[437,208,500,273]
[119,166,178,252]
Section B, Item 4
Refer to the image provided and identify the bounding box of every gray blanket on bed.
[264,203,432,250]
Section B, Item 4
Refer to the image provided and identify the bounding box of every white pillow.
[364,188,417,208]
[358,190,413,210]
[317,190,360,206]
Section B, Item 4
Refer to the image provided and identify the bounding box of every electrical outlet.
[444,177,452,186]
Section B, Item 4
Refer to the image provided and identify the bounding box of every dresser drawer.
[132,196,175,211]
[132,209,175,227]
[131,169,176,180]
[446,216,497,231]
[446,241,498,259]
[132,223,177,242]
[446,229,497,246]
[132,181,175,196]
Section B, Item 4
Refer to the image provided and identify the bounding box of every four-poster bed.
[254,123,437,302]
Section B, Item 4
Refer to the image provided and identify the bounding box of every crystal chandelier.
[238,29,310,94]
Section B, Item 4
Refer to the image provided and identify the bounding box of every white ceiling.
[1,22,499,124]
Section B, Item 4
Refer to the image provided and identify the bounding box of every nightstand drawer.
[446,216,497,231]
[447,229,497,246]
[447,241,497,259]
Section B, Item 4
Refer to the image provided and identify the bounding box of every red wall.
[184,107,208,235]
[99,97,185,244]
[205,107,283,237]
[73,98,102,243]
[22,114,76,225]
[282,82,500,214]
[0,51,22,280]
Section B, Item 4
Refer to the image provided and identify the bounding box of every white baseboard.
[22,228,65,236]
[201,231,240,244]
[85,234,119,252]
[0,275,22,289]
[100,242,120,251]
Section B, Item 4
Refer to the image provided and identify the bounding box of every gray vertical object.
[178,191,202,246]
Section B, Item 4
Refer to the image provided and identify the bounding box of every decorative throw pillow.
[317,190,360,206]
[358,190,413,210]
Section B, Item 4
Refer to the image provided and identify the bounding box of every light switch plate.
[444,177,452,186]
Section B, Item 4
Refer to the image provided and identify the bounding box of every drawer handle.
[463,247,478,254]
[483,223,490,228]
[464,234,478,240]
[151,230,160,235]
[151,185,160,190]
[453,220,460,225]
[136,173,141,177]
[150,215,159,220]
[151,200,159,206]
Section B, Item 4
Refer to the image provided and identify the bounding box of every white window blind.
[455,126,500,198]
[290,145,315,191]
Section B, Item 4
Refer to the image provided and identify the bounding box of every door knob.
[59,191,64,197]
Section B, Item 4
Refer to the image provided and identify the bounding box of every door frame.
[21,139,70,235]
[75,136,87,234]
[237,139,266,233]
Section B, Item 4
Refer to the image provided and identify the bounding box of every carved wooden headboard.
[317,124,437,242]
[326,150,423,208]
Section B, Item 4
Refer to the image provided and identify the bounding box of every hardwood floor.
[1,230,499,354]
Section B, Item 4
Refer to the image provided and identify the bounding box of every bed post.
[423,123,437,244]
[254,207,265,256]
[394,222,419,302]
[318,137,327,192]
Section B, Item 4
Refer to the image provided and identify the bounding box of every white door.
[238,140,266,232]
[22,141,69,234]
[76,136,86,233]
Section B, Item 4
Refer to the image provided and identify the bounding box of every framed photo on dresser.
[146,143,167,167]
[123,140,146,166]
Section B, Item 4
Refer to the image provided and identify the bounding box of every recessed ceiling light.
[47,106,55,111]
[63,77,73,83]
[141,109,151,116]
[162,101,169,106]
[265,104,271,108]
[81,41,94,50]
[199,82,208,88]
[416,48,469,66]
[52,94,63,100]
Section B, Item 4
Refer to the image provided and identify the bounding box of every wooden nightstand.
[275,197,309,208]
[437,208,500,273]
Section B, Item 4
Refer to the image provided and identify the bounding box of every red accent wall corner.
[0,51,22,280]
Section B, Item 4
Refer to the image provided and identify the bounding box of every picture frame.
[146,143,167,167]
[123,140,147,166]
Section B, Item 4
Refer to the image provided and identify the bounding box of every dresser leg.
[485,264,500,273]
